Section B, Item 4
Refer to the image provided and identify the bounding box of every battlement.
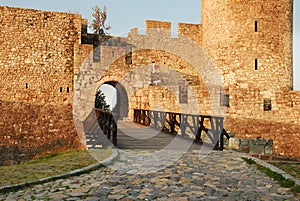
[127,20,203,45]
[145,20,171,32]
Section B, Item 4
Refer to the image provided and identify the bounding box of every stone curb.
[0,149,119,193]
[240,153,300,186]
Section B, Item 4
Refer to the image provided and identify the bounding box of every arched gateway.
[72,27,225,150]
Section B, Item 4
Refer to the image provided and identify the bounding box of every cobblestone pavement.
[0,150,298,201]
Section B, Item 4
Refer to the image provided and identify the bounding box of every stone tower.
[201,0,293,93]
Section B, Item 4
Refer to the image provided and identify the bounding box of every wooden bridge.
[83,109,230,151]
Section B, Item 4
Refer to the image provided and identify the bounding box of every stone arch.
[96,80,129,120]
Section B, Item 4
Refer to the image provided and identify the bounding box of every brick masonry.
[0,0,300,163]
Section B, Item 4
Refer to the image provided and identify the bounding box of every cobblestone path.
[0,150,298,201]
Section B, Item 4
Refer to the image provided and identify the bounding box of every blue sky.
[1,0,299,90]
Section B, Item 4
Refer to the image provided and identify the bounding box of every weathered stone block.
[240,139,249,146]
[249,139,267,146]
[250,145,265,155]
[228,138,240,150]
[241,145,250,153]
[264,146,273,155]
[256,139,268,146]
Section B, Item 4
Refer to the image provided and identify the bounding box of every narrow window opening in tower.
[255,59,258,70]
[264,98,272,111]
[60,87,63,93]
[255,21,258,32]
[67,87,69,93]
[26,83,28,89]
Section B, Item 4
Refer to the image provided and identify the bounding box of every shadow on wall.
[0,100,84,165]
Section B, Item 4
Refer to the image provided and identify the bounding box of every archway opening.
[96,84,117,111]
[95,81,129,120]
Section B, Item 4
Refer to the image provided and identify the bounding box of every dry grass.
[0,148,111,187]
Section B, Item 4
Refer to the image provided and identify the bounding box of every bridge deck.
[116,121,202,150]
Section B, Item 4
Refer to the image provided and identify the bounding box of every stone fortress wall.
[199,0,300,157]
[0,6,84,165]
[0,0,299,164]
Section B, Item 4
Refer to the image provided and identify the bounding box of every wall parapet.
[127,20,203,46]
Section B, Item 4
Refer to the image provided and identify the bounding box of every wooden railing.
[83,108,117,149]
[95,108,117,146]
[83,108,118,149]
[133,109,229,150]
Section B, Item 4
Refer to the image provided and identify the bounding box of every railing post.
[153,111,158,128]
[145,110,150,126]
[112,120,117,146]
[219,117,225,151]
[180,114,186,136]
[139,110,141,123]
[196,116,204,141]
[170,113,175,134]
